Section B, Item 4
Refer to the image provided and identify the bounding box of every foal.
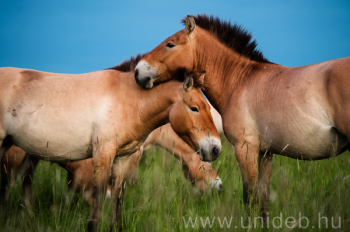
[0,57,221,230]
[134,14,350,221]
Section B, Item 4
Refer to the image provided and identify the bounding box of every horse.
[134,14,350,222]
[142,122,223,192]
[0,54,221,231]
[1,122,223,206]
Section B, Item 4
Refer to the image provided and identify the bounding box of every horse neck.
[193,29,278,114]
[135,80,182,137]
[151,125,195,164]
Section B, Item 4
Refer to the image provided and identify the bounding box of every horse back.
[0,67,54,109]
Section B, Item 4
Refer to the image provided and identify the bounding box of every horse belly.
[12,131,92,162]
[268,125,349,160]
[5,109,94,162]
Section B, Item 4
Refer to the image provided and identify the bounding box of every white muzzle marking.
[135,61,158,89]
[210,177,223,191]
[106,190,112,199]
[199,136,222,161]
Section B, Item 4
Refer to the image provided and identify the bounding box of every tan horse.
[1,123,222,205]
[134,14,350,222]
[0,54,221,230]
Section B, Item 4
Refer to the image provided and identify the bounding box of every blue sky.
[1,0,349,74]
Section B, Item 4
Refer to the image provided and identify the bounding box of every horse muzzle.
[134,61,157,89]
[210,177,224,193]
[198,136,222,161]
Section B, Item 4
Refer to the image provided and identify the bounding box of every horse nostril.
[212,146,219,157]
[135,69,139,79]
[142,77,151,87]
[200,149,205,161]
[218,183,224,193]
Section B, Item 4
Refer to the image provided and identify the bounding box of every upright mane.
[182,14,270,63]
[108,53,147,72]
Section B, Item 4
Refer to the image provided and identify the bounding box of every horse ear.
[183,75,194,92]
[198,72,205,84]
[185,15,196,34]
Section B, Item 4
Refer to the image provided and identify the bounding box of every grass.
[0,136,349,231]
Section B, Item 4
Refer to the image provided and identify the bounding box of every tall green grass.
[0,137,349,231]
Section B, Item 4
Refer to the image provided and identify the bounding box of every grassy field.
[0,136,349,231]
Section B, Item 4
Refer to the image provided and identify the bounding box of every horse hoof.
[109,224,123,232]
[87,220,98,232]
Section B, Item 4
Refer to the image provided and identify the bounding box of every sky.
[1,0,349,74]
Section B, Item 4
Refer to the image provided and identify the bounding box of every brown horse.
[134,14,350,221]
[143,122,223,192]
[0,54,221,230]
[1,123,222,206]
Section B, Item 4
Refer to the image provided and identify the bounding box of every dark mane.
[182,14,270,63]
[108,53,147,72]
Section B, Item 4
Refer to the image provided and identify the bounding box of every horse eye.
[190,107,199,112]
[166,42,175,48]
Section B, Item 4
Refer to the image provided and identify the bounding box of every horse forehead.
[184,91,207,106]
[171,30,188,43]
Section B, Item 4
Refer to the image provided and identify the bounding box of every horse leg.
[0,137,14,210]
[109,154,134,231]
[235,141,273,225]
[87,141,115,232]
[234,142,260,215]
[19,155,39,215]
[125,147,143,187]
[0,152,9,210]
[257,151,273,223]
